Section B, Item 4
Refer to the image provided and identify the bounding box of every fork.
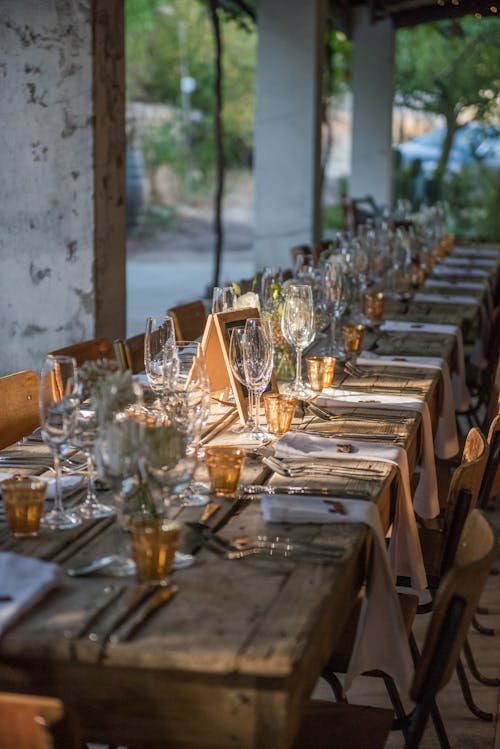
[344,361,427,382]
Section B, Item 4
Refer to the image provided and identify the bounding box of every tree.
[396,17,500,184]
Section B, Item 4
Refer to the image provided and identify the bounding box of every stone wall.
[0,1,94,376]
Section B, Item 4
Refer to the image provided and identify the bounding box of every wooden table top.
[0,245,496,748]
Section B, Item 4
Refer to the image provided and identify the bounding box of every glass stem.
[295,347,302,390]
[85,452,97,503]
[329,318,336,351]
[52,450,64,515]
[254,390,261,430]
[247,389,255,428]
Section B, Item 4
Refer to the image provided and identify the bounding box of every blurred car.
[394,122,500,176]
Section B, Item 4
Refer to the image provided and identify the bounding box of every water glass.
[2,478,46,537]
[205,446,246,498]
[263,394,297,436]
[212,286,236,314]
[305,356,336,391]
[129,517,180,586]
[144,315,175,394]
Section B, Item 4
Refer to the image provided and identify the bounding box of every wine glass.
[321,257,347,357]
[38,355,81,530]
[228,327,255,434]
[242,318,274,439]
[212,286,236,314]
[144,315,176,396]
[260,266,282,311]
[71,389,115,519]
[281,284,316,397]
[94,379,145,576]
[163,341,211,506]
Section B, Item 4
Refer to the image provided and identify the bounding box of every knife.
[88,583,156,645]
[63,584,125,640]
[241,485,371,499]
[109,584,179,644]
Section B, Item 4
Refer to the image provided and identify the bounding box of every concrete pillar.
[254,0,326,270]
[350,7,395,210]
[0,0,125,376]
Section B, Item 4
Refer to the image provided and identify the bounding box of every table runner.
[261,495,414,700]
[353,352,458,458]
[316,388,439,518]
[379,320,470,410]
[274,431,427,589]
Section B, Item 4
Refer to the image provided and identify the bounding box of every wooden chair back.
[478,414,500,507]
[167,301,207,342]
[445,427,488,518]
[411,510,495,703]
[290,244,313,267]
[49,337,116,367]
[0,370,40,449]
[0,691,80,748]
[113,333,145,374]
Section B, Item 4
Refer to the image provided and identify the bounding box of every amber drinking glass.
[2,478,46,537]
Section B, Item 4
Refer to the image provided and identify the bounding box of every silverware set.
[344,360,429,384]
[262,455,386,479]
[186,522,345,564]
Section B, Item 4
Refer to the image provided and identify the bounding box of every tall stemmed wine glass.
[281,284,315,396]
[242,318,274,439]
[163,341,211,506]
[144,315,175,396]
[95,379,144,576]
[39,355,81,530]
[321,256,346,357]
[229,327,255,434]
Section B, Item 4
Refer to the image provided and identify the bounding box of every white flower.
[234,291,261,311]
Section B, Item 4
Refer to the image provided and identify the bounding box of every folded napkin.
[454,247,499,259]
[442,257,497,268]
[432,265,490,279]
[413,292,479,306]
[0,473,84,500]
[275,431,427,589]
[261,495,414,700]
[316,388,439,519]
[353,352,458,459]
[424,279,485,291]
[379,320,470,411]
[0,552,63,638]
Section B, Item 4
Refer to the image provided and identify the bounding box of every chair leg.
[463,638,500,687]
[320,667,347,702]
[456,657,493,721]
[472,614,495,637]
[409,632,451,749]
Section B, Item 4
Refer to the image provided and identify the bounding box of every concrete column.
[254,0,326,270]
[350,7,395,210]
[0,0,125,376]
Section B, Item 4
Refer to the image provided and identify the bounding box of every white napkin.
[261,495,414,700]
[432,265,490,279]
[413,292,479,306]
[0,473,84,500]
[275,431,427,589]
[379,320,470,411]
[353,352,458,459]
[316,387,438,519]
[442,257,497,268]
[0,552,63,638]
[424,279,485,291]
[453,247,499,259]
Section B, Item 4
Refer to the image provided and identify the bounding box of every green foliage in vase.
[76,359,120,401]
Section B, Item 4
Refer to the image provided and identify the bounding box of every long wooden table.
[0,245,497,748]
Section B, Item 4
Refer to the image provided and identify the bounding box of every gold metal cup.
[205,446,246,498]
[129,518,180,585]
[342,324,365,354]
[363,292,385,323]
[1,478,46,538]
[305,356,336,392]
[263,393,298,435]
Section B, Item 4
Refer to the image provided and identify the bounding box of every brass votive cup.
[363,292,385,323]
[129,517,180,585]
[305,356,336,392]
[205,446,246,498]
[263,393,298,435]
[342,324,365,355]
[1,478,46,538]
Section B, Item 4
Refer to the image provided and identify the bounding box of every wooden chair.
[0,370,40,449]
[49,337,116,367]
[294,510,496,749]
[113,332,145,374]
[167,300,207,342]
[0,691,81,748]
[478,414,500,508]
